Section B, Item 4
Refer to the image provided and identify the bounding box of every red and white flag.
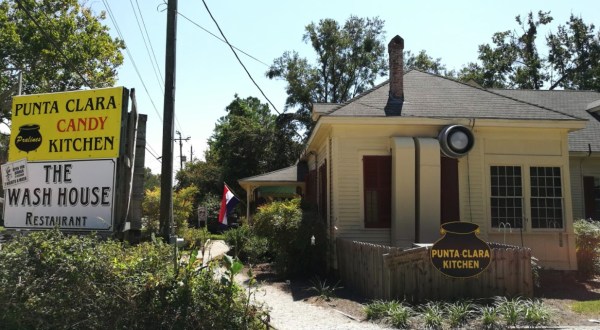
[218,184,239,225]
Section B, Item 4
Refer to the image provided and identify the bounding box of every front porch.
[238,163,306,221]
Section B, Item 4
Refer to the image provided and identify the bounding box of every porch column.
[415,138,441,243]
[391,137,415,247]
[246,185,253,223]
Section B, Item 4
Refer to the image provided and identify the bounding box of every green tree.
[175,159,221,208]
[547,14,600,91]
[143,167,160,192]
[142,185,198,236]
[457,11,600,92]
[404,50,450,75]
[458,11,553,89]
[267,16,387,132]
[0,0,125,124]
[175,95,301,206]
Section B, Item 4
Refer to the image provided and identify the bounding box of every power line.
[177,11,270,67]
[135,0,165,82]
[14,0,93,88]
[102,0,164,123]
[130,0,186,137]
[146,145,162,162]
[201,0,281,114]
[129,0,164,90]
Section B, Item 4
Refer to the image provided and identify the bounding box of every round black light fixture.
[438,125,475,158]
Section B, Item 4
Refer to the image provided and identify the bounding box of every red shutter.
[363,156,391,228]
[583,176,595,219]
[441,156,460,223]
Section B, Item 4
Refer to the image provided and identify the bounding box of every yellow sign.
[8,87,126,161]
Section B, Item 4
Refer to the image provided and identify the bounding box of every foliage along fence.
[336,239,533,302]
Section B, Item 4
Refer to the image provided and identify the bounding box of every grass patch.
[211,233,226,240]
[571,300,600,314]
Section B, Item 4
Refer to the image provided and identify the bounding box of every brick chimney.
[385,35,404,116]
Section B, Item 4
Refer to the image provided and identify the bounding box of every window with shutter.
[363,156,391,228]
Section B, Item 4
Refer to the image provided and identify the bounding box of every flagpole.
[224,182,246,206]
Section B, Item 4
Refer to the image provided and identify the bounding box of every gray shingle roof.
[327,70,580,121]
[491,89,600,152]
[238,164,301,183]
[313,103,339,115]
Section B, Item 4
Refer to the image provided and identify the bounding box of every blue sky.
[93,0,600,175]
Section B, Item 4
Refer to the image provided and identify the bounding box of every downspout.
[413,137,420,243]
[329,136,335,271]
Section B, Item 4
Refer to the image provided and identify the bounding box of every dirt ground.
[251,264,600,328]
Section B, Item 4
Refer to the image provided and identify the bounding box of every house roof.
[324,70,581,121]
[490,89,600,153]
[238,164,302,184]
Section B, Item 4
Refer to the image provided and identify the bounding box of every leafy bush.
[224,223,252,259]
[420,301,445,329]
[574,219,600,277]
[364,300,400,320]
[364,297,554,329]
[477,305,501,329]
[445,300,474,328]
[244,235,271,263]
[0,229,266,329]
[252,198,326,277]
[522,299,553,327]
[388,304,414,329]
[308,276,342,301]
[181,226,211,249]
[142,185,199,237]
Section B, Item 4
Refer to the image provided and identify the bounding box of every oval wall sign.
[430,221,491,278]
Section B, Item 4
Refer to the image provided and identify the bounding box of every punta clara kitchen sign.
[3,87,129,232]
[8,87,127,161]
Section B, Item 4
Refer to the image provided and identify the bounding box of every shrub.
[478,305,501,329]
[494,296,525,327]
[364,300,400,320]
[420,301,445,329]
[244,235,271,263]
[224,223,252,259]
[522,299,553,327]
[252,198,326,277]
[0,229,266,329]
[388,304,414,329]
[181,226,211,249]
[308,276,342,301]
[574,219,600,277]
[445,300,474,328]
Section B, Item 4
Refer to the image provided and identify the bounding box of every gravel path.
[207,241,390,329]
[243,279,392,330]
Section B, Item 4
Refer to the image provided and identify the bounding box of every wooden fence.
[336,239,533,302]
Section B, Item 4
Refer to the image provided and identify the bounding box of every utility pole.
[190,145,193,163]
[159,0,177,242]
[175,131,190,170]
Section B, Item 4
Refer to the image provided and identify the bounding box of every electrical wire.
[135,0,165,83]
[129,0,164,90]
[177,11,269,67]
[102,0,164,122]
[14,0,92,88]
[201,0,280,115]
[146,145,162,162]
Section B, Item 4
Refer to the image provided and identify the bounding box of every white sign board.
[1,158,28,189]
[3,159,116,231]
